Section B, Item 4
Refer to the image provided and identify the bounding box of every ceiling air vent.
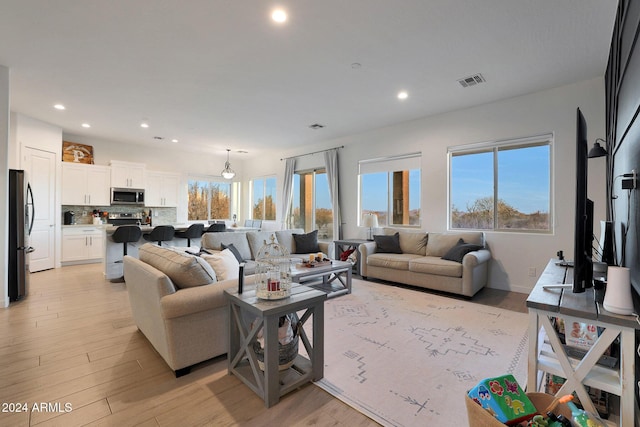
[458,73,486,88]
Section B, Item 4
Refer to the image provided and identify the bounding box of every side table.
[333,238,368,276]
[225,284,326,408]
[527,259,639,426]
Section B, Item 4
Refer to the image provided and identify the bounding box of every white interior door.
[24,147,56,272]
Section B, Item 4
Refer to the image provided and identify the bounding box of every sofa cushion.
[425,232,484,257]
[383,228,428,255]
[367,253,422,270]
[246,231,280,259]
[222,242,244,263]
[138,243,216,289]
[409,257,463,277]
[374,232,402,254]
[202,249,239,281]
[274,229,304,254]
[202,232,253,261]
[441,239,484,263]
[293,230,320,253]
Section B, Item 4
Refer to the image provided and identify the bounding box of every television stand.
[527,259,639,426]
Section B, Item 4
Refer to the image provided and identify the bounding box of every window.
[449,134,551,232]
[289,169,333,240]
[358,153,421,227]
[187,178,232,221]
[251,176,276,221]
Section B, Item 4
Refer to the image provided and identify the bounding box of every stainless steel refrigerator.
[9,169,34,302]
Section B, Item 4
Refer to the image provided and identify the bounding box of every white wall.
[243,77,607,293]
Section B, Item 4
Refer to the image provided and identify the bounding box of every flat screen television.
[573,108,594,293]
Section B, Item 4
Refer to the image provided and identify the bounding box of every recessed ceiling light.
[81,123,91,128]
[54,104,65,110]
[351,63,362,69]
[271,9,287,23]
[140,122,149,128]
[397,91,408,100]
[171,139,179,143]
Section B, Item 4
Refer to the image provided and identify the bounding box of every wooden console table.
[225,284,326,407]
[526,259,639,426]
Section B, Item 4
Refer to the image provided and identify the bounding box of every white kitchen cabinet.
[110,160,145,189]
[61,163,111,206]
[145,171,180,207]
[62,227,104,264]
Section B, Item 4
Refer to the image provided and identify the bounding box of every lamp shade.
[362,213,378,228]
[588,141,607,158]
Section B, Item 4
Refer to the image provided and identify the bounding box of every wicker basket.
[465,392,572,426]
[253,315,299,371]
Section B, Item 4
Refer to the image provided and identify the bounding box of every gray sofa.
[123,244,256,376]
[359,229,491,297]
[201,229,331,274]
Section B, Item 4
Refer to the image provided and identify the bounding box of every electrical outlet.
[82,210,87,216]
[528,267,537,277]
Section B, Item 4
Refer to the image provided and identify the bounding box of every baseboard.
[486,283,531,294]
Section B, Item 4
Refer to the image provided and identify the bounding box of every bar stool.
[143,225,175,246]
[205,223,226,233]
[111,225,142,262]
[175,223,204,247]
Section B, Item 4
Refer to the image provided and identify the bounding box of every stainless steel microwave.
[111,188,145,205]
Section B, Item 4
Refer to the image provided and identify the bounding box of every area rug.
[313,279,529,426]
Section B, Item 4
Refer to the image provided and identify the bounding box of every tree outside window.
[251,177,276,221]
[187,179,231,221]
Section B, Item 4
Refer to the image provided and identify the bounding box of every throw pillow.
[441,238,483,263]
[202,249,240,281]
[293,230,320,253]
[373,232,403,254]
[138,243,217,289]
[222,242,244,263]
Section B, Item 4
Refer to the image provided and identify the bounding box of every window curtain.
[280,157,296,229]
[324,148,341,239]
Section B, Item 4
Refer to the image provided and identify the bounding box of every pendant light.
[221,149,235,179]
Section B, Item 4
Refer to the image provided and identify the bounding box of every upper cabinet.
[110,160,145,189]
[145,171,180,207]
[62,163,111,206]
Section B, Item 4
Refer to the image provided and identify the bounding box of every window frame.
[186,175,234,222]
[358,152,422,228]
[250,175,277,221]
[447,133,553,233]
[288,168,334,239]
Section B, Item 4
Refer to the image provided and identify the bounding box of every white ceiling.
[0,1,618,157]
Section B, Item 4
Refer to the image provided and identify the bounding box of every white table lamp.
[363,213,378,241]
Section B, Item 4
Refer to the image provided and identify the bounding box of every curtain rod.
[280,145,344,161]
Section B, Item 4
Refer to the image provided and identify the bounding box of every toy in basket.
[255,235,294,300]
[467,374,537,425]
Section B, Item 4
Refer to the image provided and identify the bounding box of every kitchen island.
[103,224,197,280]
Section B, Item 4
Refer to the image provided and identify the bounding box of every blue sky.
[451,145,550,214]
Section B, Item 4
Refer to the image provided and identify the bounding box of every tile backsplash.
[62,205,177,225]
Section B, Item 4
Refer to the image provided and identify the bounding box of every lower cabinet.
[62,227,104,264]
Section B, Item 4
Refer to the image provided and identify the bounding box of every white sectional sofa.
[201,229,331,274]
[359,229,491,297]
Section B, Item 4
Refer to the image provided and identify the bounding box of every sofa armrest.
[160,275,257,320]
[358,242,377,277]
[461,249,491,296]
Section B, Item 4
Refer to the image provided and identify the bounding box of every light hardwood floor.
[0,264,526,426]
